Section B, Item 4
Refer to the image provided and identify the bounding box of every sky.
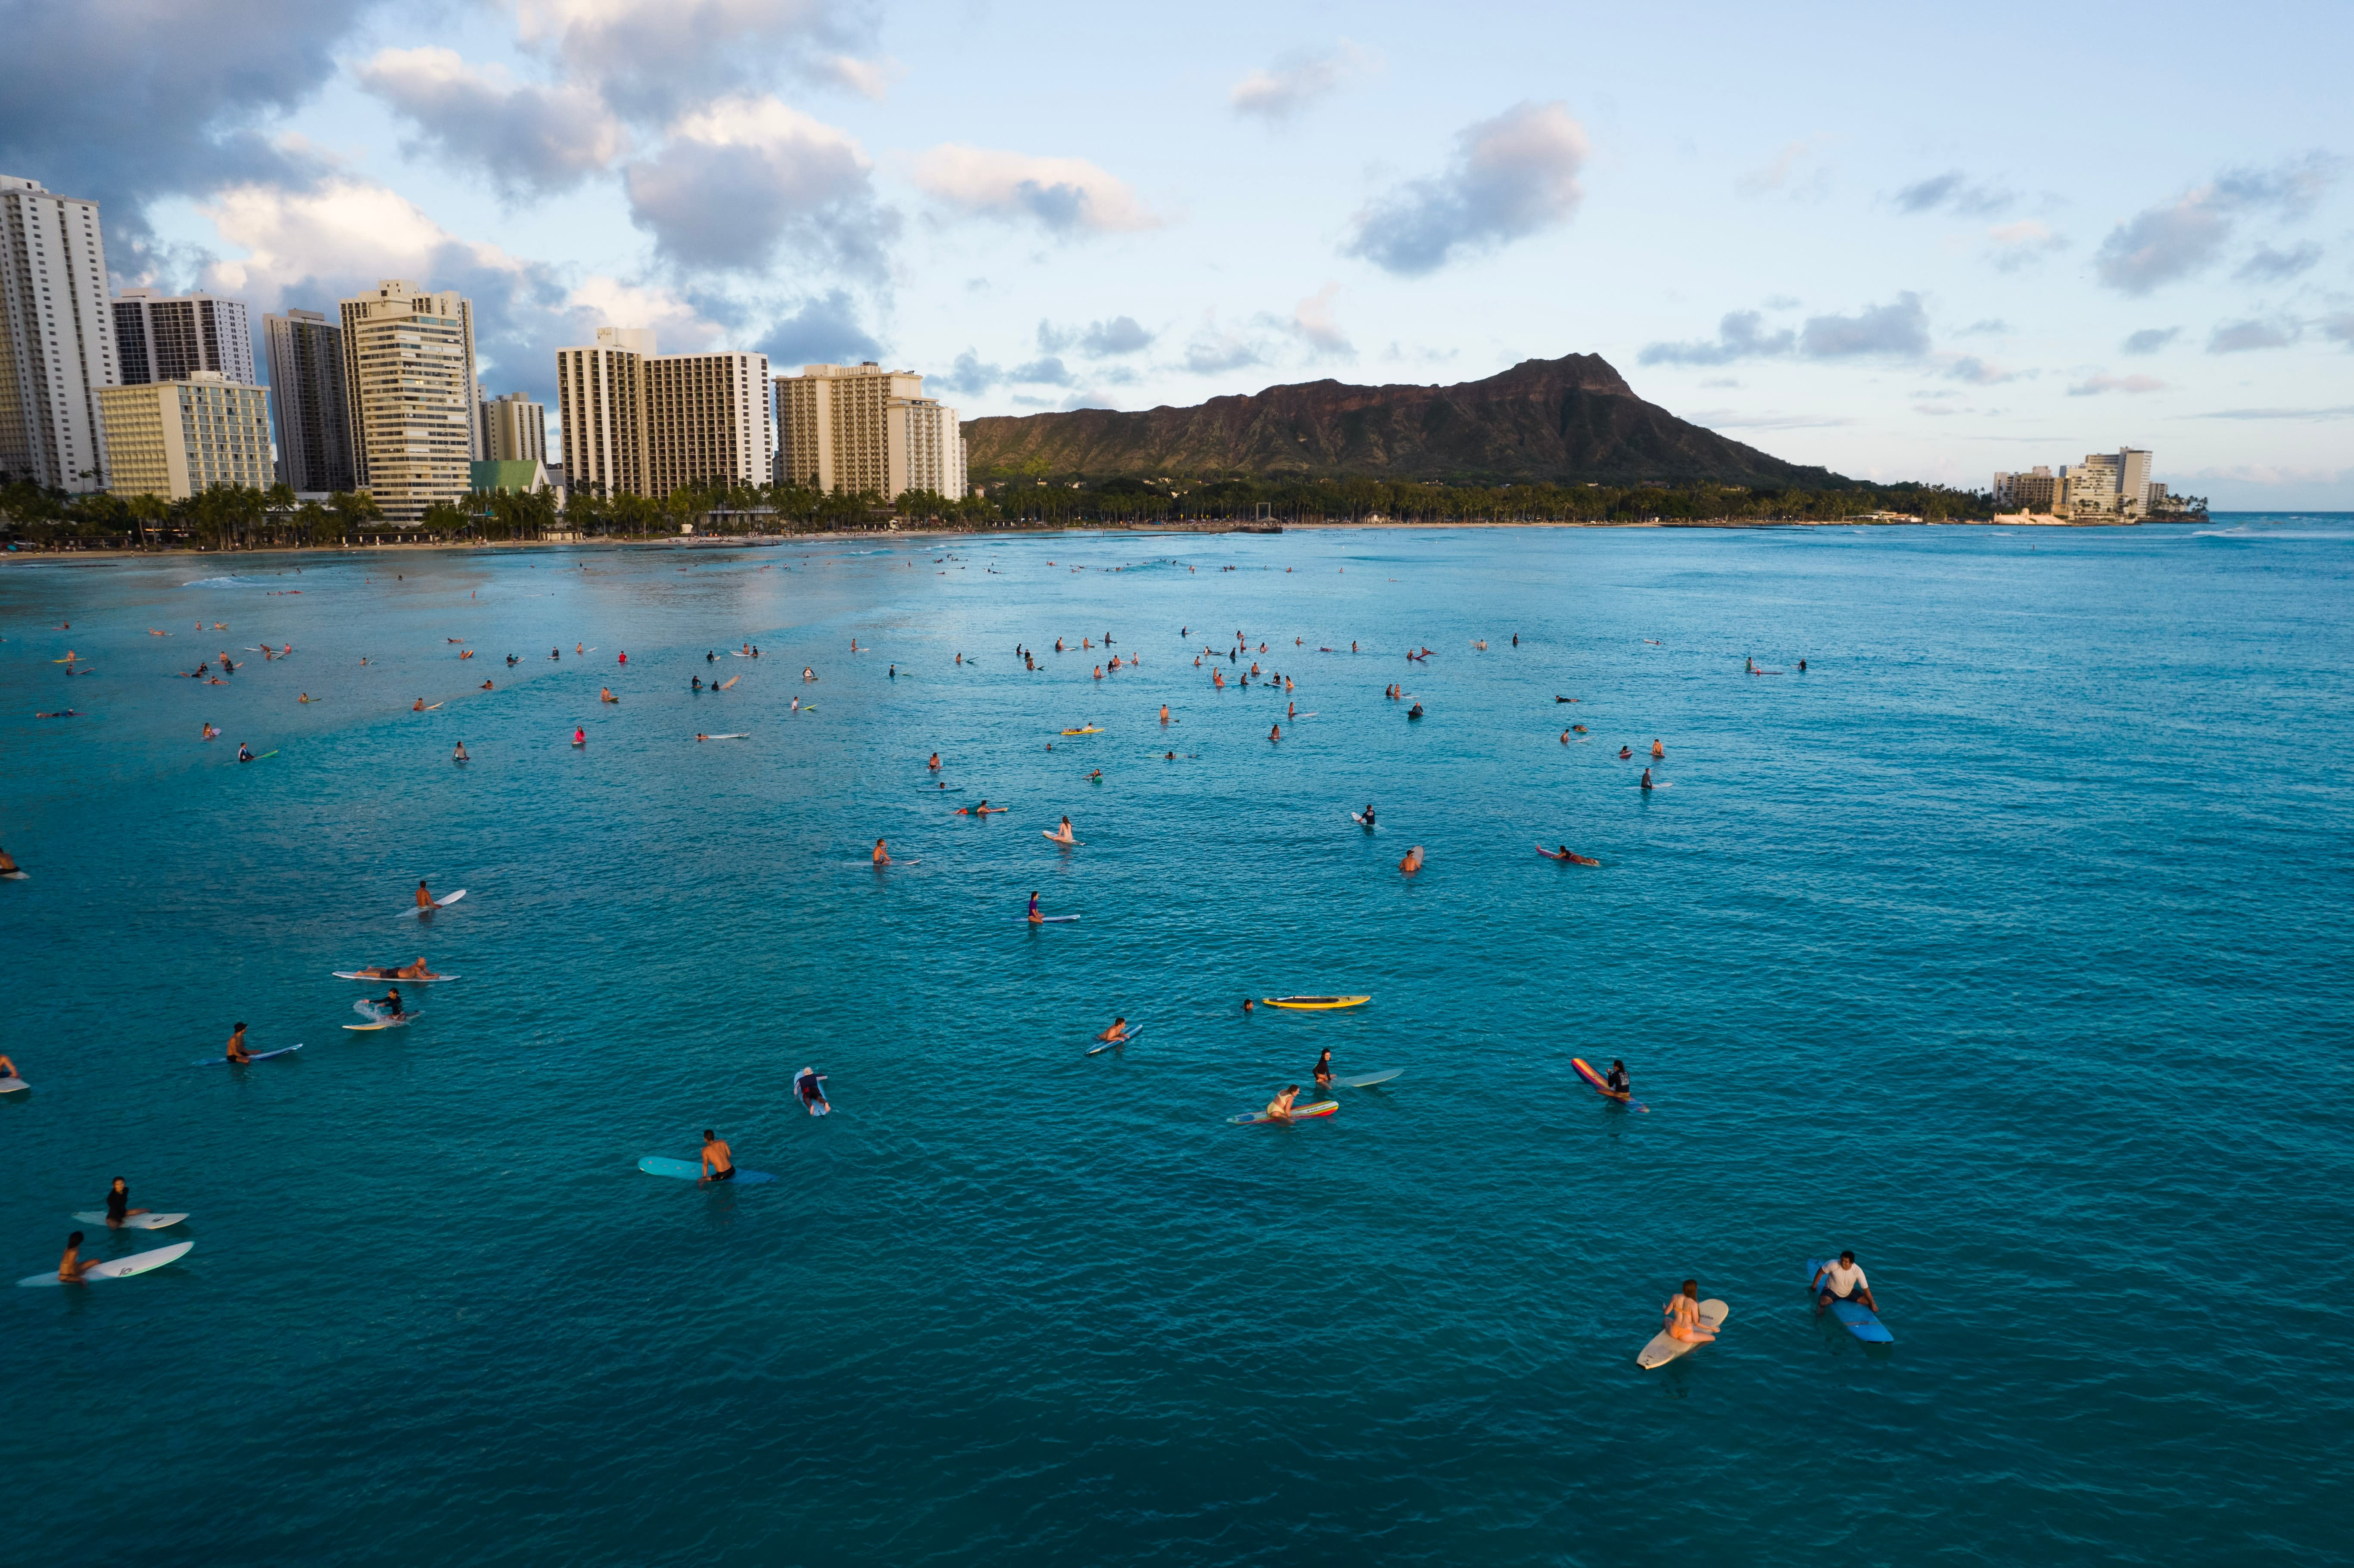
[4,0,2349,505]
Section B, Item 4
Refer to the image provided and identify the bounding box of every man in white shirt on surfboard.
[1812,1252,1877,1316]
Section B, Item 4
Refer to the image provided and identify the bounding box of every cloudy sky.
[6,0,2349,504]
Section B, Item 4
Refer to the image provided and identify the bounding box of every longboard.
[1042,831,1085,845]
[196,1044,303,1065]
[1024,915,1081,924]
[1231,1100,1339,1125]
[400,890,466,918]
[1263,995,1369,1010]
[1,870,27,880]
[0,1077,27,1093]
[1637,1298,1728,1369]
[1806,1258,1895,1343]
[72,1211,188,1230]
[1336,1069,1403,1088]
[1537,844,1601,865]
[794,1070,830,1117]
[1571,1057,1647,1112]
[334,972,458,982]
[20,1240,193,1287]
[344,1014,419,1031]
[1086,1024,1145,1056]
[637,1156,775,1184]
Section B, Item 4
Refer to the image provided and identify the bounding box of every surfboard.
[1338,1069,1403,1088]
[637,1156,776,1184]
[1571,1057,1647,1111]
[0,1076,27,1092]
[1230,1099,1339,1124]
[196,1044,303,1065]
[1537,843,1601,865]
[1806,1258,1895,1343]
[20,1240,194,1287]
[344,1014,418,1031]
[1042,831,1085,845]
[1263,996,1370,1010]
[400,889,466,918]
[701,733,749,740]
[1,870,27,880]
[1350,812,1376,827]
[334,972,458,982]
[72,1212,188,1230]
[1637,1298,1728,1369]
[794,1069,830,1117]
[1086,1024,1144,1056]
[1024,915,1081,924]
[1059,727,1104,735]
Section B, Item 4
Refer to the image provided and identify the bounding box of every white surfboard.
[72,1211,189,1230]
[195,1044,303,1065]
[0,1076,27,1093]
[20,1240,193,1287]
[333,972,458,982]
[1338,1069,1404,1088]
[1042,831,1084,845]
[345,1013,419,1031]
[1637,1299,1729,1369]
[400,889,466,918]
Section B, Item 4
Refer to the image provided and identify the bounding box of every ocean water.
[3,517,2348,1565]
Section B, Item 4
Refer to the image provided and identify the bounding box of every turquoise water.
[3,518,2349,1565]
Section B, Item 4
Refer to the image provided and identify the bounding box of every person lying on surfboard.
[698,1130,736,1184]
[1095,1017,1131,1045]
[353,958,439,980]
[959,800,1005,817]
[1812,1252,1877,1316]
[1666,1280,1717,1344]
[796,1070,830,1113]
[1265,1085,1302,1120]
[224,1023,253,1064]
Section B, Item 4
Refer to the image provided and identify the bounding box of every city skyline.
[1,2,2348,506]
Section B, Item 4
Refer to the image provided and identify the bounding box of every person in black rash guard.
[1606,1060,1630,1098]
[104,1177,149,1226]
[1361,804,1376,827]
[370,986,403,1020]
[1314,1048,1334,1087]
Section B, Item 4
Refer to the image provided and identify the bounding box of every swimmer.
[1242,998,1255,1014]
[1665,1280,1716,1344]
[1619,746,1633,759]
[479,680,492,691]
[698,1129,736,1185]
[1264,1084,1301,1120]
[1095,1016,1131,1045]
[452,742,469,762]
[300,694,312,703]
[1088,769,1101,782]
[803,668,816,681]
[928,753,941,770]
[872,838,890,865]
[1269,724,1281,741]
[1798,659,1807,672]
[1159,705,1170,725]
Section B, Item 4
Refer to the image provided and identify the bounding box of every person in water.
[1269,723,1281,742]
[1665,1279,1716,1344]
[1096,1016,1131,1045]
[872,838,890,865]
[103,1178,149,1227]
[797,1070,830,1113]
[1812,1252,1878,1316]
[55,1232,97,1283]
[573,727,586,745]
[369,986,405,1020]
[416,880,436,909]
[1619,745,1633,759]
[224,1022,253,1064]
[1242,998,1255,1014]
[1265,1084,1301,1120]
[600,687,617,703]
[1361,804,1376,826]
[1399,845,1424,874]
[0,845,17,876]
[1652,739,1665,759]
[928,753,941,770]
[1159,705,1170,725]
[699,1129,736,1184]
[452,742,469,762]
[237,743,254,762]
[1313,1048,1333,1086]
[1640,768,1654,791]
[1027,890,1043,924]
[1605,1060,1630,1098]
[413,698,426,712]
[1052,815,1076,842]
[0,1051,19,1079]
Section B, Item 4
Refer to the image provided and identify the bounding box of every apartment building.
[97,370,273,500]
[114,289,255,386]
[556,329,651,500]
[0,174,119,492]
[262,308,354,493]
[477,390,547,466]
[1996,450,2159,518]
[778,361,965,500]
[338,279,478,524]
[556,329,772,500]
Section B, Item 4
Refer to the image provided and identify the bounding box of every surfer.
[224,1023,253,1064]
[413,698,426,712]
[1605,1060,1631,1098]
[872,838,890,865]
[103,1178,149,1227]
[237,743,254,763]
[1797,659,1807,672]
[0,847,17,875]
[1269,723,1281,742]
[1096,1017,1131,1045]
[1313,1048,1333,1086]
[600,688,617,703]
[960,800,1003,817]
[1361,804,1376,827]
[1242,999,1255,1014]
[1640,768,1654,791]
[928,753,941,770]
[1265,1085,1301,1120]
[1407,703,1423,719]
[1618,745,1633,759]
[1027,890,1043,924]
[795,1070,830,1114]
[368,986,405,1019]
[415,880,436,910]
[55,1232,97,1283]
[1812,1252,1877,1316]
[692,676,703,691]
[1159,705,1170,725]
[1665,1280,1716,1344]
[573,727,586,746]
[1652,739,1665,759]
[698,1130,736,1184]
[202,724,218,740]
[1400,845,1424,874]
[452,742,469,762]
[1050,815,1076,843]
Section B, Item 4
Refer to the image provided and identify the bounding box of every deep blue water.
[3,517,2349,1565]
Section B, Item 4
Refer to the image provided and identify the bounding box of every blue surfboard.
[638,1156,775,1184]
[1806,1257,1894,1342]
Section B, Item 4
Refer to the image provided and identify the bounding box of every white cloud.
[198,177,523,302]
[565,276,729,351]
[508,0,854,116]
[2094,153,2340,295]
[2067,373,2168,396]
[1985,219,2066,271]
[1183,318,1265,375]
[821,54,903,101]
[356,47,625,197]
[1291,282,1352,354]
[1230,42,1375,121]
[1345,100,1588,276]
[911,145,1161,233]
[622,94,888,271]
[2207,317,2301,353]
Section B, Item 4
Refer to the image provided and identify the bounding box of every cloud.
[1894,170,2012,216]
[2208,317,2301,353]
[820,54,903,102]
[910,145,1160,233]
[2067,373,2168,396]
[509,0,863,121]
[1183,320,1265,375]
[2202,404,2354,421]
[1944,356,2021,385]
[928,349,1084,397]
[1036,316,1156,357]
[622,95,889,271]
[356,47,623,199]
[932,350,1002,397]
[1959,318,2010,337]
[1687,410,1859,431]
[567,275,731,353]
[2094,153,2342,295]
[1986,220,2066,271]
[1229,41,1375,121]
[2123,327,2180,355]
[2326,314,2354,350]
[1011,356,1074,386]
[1736,139,1830,199]
[1638,310,1795,367]
[1291,283,1352,355]
[2235,241,2323,282]
[1798,292,1930,358]
[757,289,882,367]
[1343,100,1587,276]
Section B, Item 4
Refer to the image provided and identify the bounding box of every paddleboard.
[196,1044,303,1065]
[20,1240,193,1287]
[72,1211,188,1230]
[344,1014,419,1031]
[1230,1099,1339,1124]
[1086,1024,1145,1056]
[794,1069,830,1117]
[1024,915,1081,924]
[1337,1069,1403,1088]
[1263,995,1370,1010]
[1537,843,1601,866]
[1806,1258,1895,1343]
[638,1156,775,1184]
[0,1076,26,1092]
[1571,1056,1647,1111]
[400,889,466,918]
[1042,831,1085,845]
[333,972,458,982]
[1636,1298,1729,1369]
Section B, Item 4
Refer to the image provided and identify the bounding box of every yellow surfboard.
[1262,995,1370,1011]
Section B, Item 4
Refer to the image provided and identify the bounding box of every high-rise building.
[2061,456,2120,518]
[2116,448,2153,515]
[556,329,772,500]
[97,371,273,499]
[113,289,255,386]
[777,361,964,500]
[0,174,119,492]
[1992,467,2058,513]
[338,279,477,524]
[478,391,547,466]
[262,308,354,493]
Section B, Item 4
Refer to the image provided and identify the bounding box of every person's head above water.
[704,1129,717,1142]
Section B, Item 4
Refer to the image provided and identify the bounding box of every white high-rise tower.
[0,174,120,492]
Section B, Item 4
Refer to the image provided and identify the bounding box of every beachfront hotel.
[776,361,967,501]
[95,370,273,501]
[554,329,772,501]
[112,289,255,389]
[263,308,356,495]
[1995,448,2164,519]
[0,174,119,493]
[338,279,479,525]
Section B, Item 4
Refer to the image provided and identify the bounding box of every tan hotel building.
[339,280,478,524]
[777,361,965,500]
[555,328,771,500]
[97,371,273,499]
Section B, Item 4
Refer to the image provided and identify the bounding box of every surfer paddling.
[1665,1280,1717,1345]
[1811,1252,1878,1316]
[698,1129,736,1184]
[354,958,439,980]
[1095,1017,1132,1046]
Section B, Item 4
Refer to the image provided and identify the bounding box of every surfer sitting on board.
[1096,1017,1131,1045]
[224,1024,253,1064]
[1666,1280,1717,1344]
[1606,1061,1631,1098]
[1640,768,1654,791]
[1313,1048,1333,1086]
[1265,1085,1302,1120]
[0,844,20,874]
[1399,846,1424,874]
[104,1178,149,1226]
[1028,891,1043,924]
[0,1051,18,1078]
[56,1232,97,1283]
[415,880,436,910]
[928,753,941,770]
[699,1130,736,1184]
[873,838,891,865]
[1812,1252,1877,1316]
[1050,815,1076,843]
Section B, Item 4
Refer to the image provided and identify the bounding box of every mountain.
[959,354,1842,488]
